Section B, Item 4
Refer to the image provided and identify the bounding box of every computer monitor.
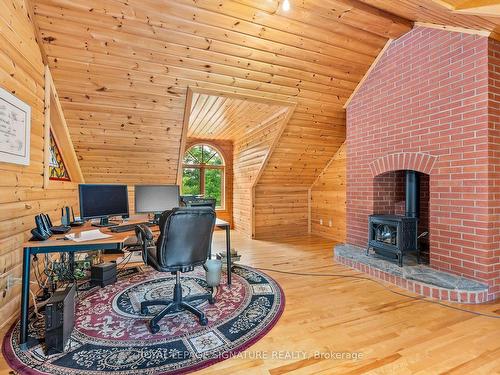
[134,185,180,223]
[185,198,216,209]
[79,184,129,227]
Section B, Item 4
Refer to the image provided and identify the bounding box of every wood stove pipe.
[405,170,419,218]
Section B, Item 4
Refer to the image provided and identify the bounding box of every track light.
[282,0,290,12]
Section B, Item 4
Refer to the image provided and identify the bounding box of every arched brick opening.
[369,152,437,177]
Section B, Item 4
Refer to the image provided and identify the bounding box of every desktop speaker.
[45,283,76,354]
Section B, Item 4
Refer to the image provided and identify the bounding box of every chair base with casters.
[140,270,216,334]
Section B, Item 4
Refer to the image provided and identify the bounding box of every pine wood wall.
[232,113,286,237]
[310,142,346,242]
[254,185,309,239]
[0,0,79,327]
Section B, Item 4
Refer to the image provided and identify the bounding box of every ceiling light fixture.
[282,0,290,12]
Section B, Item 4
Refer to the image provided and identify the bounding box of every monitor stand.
[150,213,162,225]
[92,217,117,227]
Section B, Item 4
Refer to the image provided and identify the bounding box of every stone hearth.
[334,244,490,304]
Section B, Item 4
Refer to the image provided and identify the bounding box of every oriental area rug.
[3,265,285,374]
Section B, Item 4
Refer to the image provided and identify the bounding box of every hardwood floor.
[1,231,499,374]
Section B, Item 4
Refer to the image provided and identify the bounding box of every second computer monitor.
[134,185,180,216]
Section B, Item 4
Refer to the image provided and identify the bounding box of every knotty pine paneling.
[232,114,286,237]
[310,142,346,242]
[0,0,79,327]
[32,0,401,186]
[188,93,287,141]
[253,186,309,239]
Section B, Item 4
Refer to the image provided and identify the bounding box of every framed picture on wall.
[0,87,31,165]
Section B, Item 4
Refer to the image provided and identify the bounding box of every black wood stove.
[366,170,420,266]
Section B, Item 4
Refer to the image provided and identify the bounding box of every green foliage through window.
[182,168,201,196]
[205,169,222,207]
[182,144,224,208]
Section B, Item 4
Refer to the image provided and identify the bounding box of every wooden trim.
[43,65,52,188]
[414,22,491,37]
[307,187,312,234]
[310,141,347,188]
[25,0,48,64]
[182,164,224,170]
[43,66,84,186]
[427,0,456,10]
[189,86,296,108]
[343,39,393,109]
[251,185,256,238]
[176,87,194,185]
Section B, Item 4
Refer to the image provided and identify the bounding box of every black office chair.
[135,207,216,333]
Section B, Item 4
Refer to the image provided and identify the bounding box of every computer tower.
[44,283,76,353]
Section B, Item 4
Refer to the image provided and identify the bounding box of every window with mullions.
[182,144,224,208]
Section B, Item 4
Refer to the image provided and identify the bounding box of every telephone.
[70,207,84,226]
[31,215,52,241]
[30,213,71,241]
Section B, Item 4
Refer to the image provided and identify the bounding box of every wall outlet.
[319,218,323,225]
[329,219,333,227]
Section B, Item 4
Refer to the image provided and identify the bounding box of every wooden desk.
[19,217,232,350]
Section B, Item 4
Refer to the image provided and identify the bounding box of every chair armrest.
[135,224,154,264]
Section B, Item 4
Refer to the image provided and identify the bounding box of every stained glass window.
[49,131,70,181]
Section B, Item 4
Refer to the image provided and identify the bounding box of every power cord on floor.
[117,251,134,271]
[254,267,500,319]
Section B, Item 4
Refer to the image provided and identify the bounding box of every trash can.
[204,259,222,287]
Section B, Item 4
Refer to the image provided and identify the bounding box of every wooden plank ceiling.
[32,0,499,185]
[359,0,500,31]
[187,93,289,141]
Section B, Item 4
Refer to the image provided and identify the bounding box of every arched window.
[182,144,225,208]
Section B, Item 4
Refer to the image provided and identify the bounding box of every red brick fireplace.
[345,27,499,301]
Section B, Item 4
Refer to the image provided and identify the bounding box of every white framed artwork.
[0,87,31,165]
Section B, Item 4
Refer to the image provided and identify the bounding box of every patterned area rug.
[3,265,285,374]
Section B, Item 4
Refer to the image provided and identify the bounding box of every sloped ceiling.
[32,0,499,185]
[188,93,290,141]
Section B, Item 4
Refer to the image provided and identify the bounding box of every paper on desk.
[65,229,112,242]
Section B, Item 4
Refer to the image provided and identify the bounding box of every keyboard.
[109,222,156,233]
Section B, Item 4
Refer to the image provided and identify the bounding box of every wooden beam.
[430,0,500,17]
[176,87,194,185]
[414,22,492,37]
[25,0,48,64]
[343,39,393,109]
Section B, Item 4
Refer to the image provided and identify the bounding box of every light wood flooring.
[1,231,499,374]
